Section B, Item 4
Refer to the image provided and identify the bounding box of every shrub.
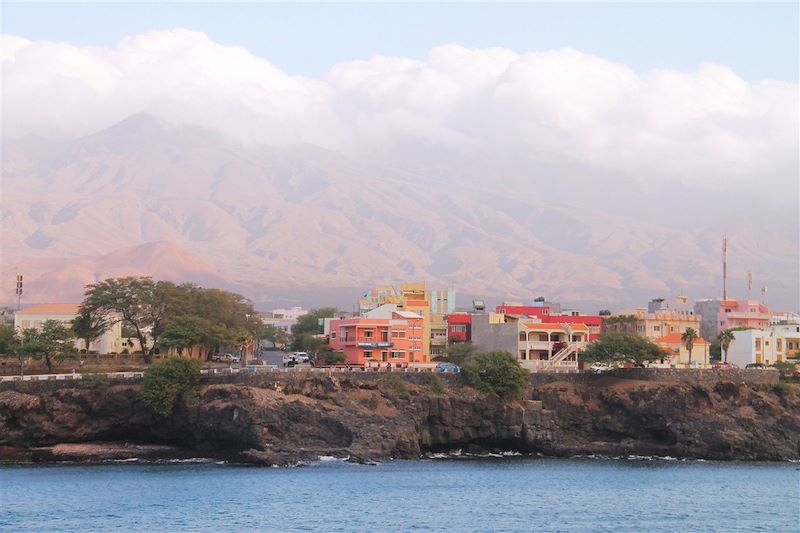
[381,373,411,399]
[774,382,791,396]
[461,351,529,402]
[79,372,110,391]
[424,373,446,395]
[141,358,204,416]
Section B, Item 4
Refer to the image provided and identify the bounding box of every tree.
[20,320,78,373]
[141,357,204,417]
[461,351,529,401]
[158,315,209,357]
[80,277,179,363]
[0,325,15,355]
[681,328,699,366]
[717,329,736,364]
[579,333,665,368]
[71,309,108,353]
[440,342,476,365]
[292,308,338,337]
[263,325,290,350]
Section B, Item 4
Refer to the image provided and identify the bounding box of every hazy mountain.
[2,114,797,311]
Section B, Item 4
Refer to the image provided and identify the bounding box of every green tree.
[772,361,797,372]
[579,333,665,368]
[71,309,108,353]
[141,357,204,417]
[717,329,736,364]
[263,324,290,349]
[461,350,529,401]
[681,328,699,366]
[0,324,16,355]
[80,277,179,363]
[158,315,209,356]
[440,342,476,365]
[20,320,78,373]
[292,308,338,337]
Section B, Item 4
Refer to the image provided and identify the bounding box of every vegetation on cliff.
[461,351,529,401]
[141,357,204,416]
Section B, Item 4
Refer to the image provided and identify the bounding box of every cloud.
[2,29,797,187]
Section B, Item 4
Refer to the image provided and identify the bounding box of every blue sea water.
[1,457,798,532]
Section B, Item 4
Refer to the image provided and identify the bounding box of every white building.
[727,324,800,367]
[14,303,134,354]
[262,307,308,333]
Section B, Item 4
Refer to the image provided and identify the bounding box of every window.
[392,330,406,338]
[380,331,389,342]
[381,351,388,360]
[330,331,336,339]
[363,350,373,359]
[539,334,548,341]
[363,329,374,338]
[777,340,783,351]
[391,351,403,359]
[755,339,761,349]
[654,325,661,332]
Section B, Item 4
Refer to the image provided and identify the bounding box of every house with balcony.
[471,313,590,372]
[655,333,711,368]
[727,324,800,368]
[328,307,425,366]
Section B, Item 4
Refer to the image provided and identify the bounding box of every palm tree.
[718,329,735,364]
[681,328,699,367]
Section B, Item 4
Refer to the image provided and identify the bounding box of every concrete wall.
[471,314,518,356]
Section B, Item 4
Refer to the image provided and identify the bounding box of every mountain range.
[2,114,797,311]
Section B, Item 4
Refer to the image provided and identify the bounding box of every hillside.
[2,114,797,309]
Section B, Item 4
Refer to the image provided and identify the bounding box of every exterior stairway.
[540,342,579,370]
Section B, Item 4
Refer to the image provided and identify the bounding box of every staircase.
[541,342,579,370]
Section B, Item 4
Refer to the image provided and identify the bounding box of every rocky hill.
[3,114,798,310]
[1,373,797,464]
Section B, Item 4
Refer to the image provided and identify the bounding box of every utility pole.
[747,271,752,301]
[15,274,23,311]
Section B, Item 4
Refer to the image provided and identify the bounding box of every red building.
[446,313,472,343]
[496,305,602,341]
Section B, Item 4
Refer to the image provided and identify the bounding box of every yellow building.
[359,283,457,361]
[655,333,711,368]
[607,307,701,341]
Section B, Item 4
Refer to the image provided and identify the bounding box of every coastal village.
[1,277,798,378]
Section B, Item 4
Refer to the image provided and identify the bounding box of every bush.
[424,373,446,395]
[774,382,791,396]
[381,373,411,399]
[772,361,798,372]
[141,358,204,416]
[79,372,110,391]
[461,351,529,401]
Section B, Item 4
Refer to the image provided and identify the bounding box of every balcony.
[357,341,393,348]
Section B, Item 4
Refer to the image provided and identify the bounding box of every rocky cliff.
[1,374,798,464]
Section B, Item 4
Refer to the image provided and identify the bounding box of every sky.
[2,2,798,82]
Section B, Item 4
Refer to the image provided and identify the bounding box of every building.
[359,283,455,361]
[655,333,711,368]
[328,306,425,366]
[694,299,770,341]
[726,324,800,367]
[607,297,701,341]
[261,307,308,333]
[446,313,472,343]
[495,302,602,340]
[471,313,590,372]
[13,303,133,354]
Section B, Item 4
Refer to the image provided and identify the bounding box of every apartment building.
[328,307,425,366]
[727,324,800,367]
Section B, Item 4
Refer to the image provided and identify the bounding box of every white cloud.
[2,29,797,186]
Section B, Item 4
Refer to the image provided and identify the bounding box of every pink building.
[694,299,770,340]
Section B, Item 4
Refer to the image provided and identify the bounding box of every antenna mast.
[747,271,752,301]
[722,235,728,300]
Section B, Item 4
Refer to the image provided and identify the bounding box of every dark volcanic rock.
[1,375,798,464]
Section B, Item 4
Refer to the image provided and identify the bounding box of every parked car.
[436,363,460,373]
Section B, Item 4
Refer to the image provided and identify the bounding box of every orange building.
[328,311,424,366]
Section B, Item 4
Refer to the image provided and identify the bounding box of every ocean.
[1,457,798,532]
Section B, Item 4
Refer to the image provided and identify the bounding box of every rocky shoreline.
[1,373,798,465]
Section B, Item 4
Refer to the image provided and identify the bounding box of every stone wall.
[604,368,778,385]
